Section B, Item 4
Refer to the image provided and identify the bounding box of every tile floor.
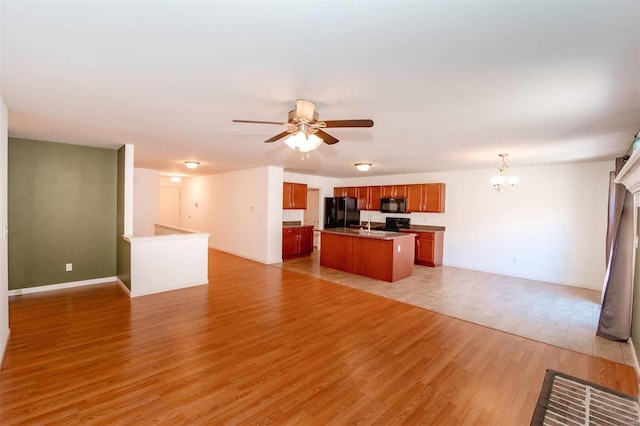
[275,251,635,366]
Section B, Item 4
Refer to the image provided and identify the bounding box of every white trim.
[7,276,117,296]
[116,278,131,296]
[616,149,640,195]
[0,328,9,368]
[629,337,640,401]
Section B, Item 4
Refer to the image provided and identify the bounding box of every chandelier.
[490,153,520,191]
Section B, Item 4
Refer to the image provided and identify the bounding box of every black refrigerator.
[324,197,360,228]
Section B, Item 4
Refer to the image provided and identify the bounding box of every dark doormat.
[531,369,639,425]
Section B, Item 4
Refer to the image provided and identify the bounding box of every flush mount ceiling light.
[355,163,372,172]
[170,176,182,183]
[490,153,520,191]
[184,161,199,169]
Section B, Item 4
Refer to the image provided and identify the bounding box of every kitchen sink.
[357,229,395,236]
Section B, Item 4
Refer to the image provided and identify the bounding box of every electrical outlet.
[397,245,401,252]
[66,263,73,272]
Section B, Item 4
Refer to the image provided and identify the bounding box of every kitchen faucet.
[367,215,371,232]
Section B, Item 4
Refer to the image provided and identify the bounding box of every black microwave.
[380,198,407,213]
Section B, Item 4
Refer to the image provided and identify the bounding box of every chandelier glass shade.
[491,153,520,191]
[284,131,323,153]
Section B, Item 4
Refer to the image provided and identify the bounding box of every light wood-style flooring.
[0,250,636,424]
[278,251,634,365]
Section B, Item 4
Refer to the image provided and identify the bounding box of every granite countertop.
[320,227,416,240]
[406,225,446,232]
[354,222,446,232]
[282,221,314,229]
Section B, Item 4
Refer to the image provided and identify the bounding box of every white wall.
[126,232,209,297]
[180,166,283,264]
[338,161,613,290]
[133,168,159,237]
[0,0,9,365]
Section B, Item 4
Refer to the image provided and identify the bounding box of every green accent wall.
[8,138,117,289]
[116,146,131,290]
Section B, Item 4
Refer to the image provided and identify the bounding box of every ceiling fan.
[233,99,374,152]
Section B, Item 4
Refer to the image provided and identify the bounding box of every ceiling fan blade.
[322,119,374,128]
[295,99,316,121]
[315,129,339,145]
[264,130,291,143]
[233,119,287,125]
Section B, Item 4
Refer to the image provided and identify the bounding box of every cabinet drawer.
[415,231,434,241]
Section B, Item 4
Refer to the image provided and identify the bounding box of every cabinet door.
[292,183,307,209]
[299,227,314,254]
[356,187,368,210]
[381,185,407,198]
[333,187,345,197]
[424,183,445,213]
[368,186,381,210]
[345,187,357,198]
[416,236,435,265]
[283,182,292,209]
[282,229,299,257]
[380,185,393,198]
[393,185,408,198]
[406,184,423,212]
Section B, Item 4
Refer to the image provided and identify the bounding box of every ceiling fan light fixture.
[284,131,323,153]
[184,161,199,169]
[355,163,372,172]
[296,99,316,121]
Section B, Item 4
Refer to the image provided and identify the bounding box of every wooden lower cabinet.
[320,231,415,282]
[401,230,444,267]
[282,226,314,259]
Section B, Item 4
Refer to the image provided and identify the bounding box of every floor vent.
[532,369,639,426]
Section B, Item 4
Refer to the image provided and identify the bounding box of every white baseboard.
[0,328,10,368]
[116,278,131,296]
[8,276,118,296]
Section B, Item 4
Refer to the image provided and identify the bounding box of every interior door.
[304,189,320,247]
[158,186,180,226]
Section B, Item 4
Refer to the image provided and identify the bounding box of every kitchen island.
[320,228,416,282]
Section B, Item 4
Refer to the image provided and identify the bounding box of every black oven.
[380,198,406,213]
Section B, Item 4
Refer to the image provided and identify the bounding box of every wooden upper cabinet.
[283,182,308,209]
[381,185,407,198]
[406,183,446,213]
[333,187,357,198]
[406,184,423,212]
[424,183,445,213]
[367,186,381,211]
[357,186,381,211]
[334,183,444,213]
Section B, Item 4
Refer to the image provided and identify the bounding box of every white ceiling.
[2,1,639,178]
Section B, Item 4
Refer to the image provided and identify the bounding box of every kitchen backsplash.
[282,209,304,222]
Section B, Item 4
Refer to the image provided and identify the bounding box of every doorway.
[304,188,320,247]
[159,186,180,226]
